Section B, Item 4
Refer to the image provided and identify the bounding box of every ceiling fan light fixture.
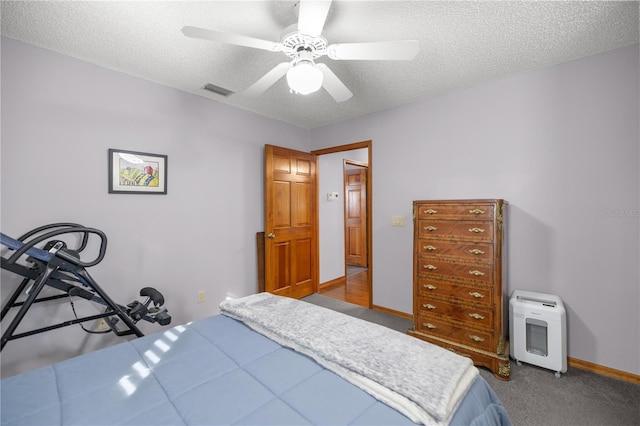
[286,61,323,95]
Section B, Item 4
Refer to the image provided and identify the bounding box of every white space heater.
[510,289,567,377]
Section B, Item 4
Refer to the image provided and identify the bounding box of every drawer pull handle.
[469,209,486,215]
[469,249,485,255]
[424,245,437,251]
[424,264,437,270]
[423,304,436,310]
[424,209,438,214]
[469,335,485,342]
[469,227,485,233]
[424,226,437,231]
[469,291,486,299]
[469,270,485,276]
[423,284,437,290]
[469,313,486,320]
[422,322,437,329]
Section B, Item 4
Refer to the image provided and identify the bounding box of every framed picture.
[108,149,168,194]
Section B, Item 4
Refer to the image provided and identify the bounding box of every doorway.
[312,141,372,308]
[344,160,368,269]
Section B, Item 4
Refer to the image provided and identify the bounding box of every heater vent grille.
[203,83,234,97]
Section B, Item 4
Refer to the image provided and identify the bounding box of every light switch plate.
[392,215,406,227]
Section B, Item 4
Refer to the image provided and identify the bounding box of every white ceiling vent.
[202,83,234,97]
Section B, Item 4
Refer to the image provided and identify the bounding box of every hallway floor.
[318,268,369,308]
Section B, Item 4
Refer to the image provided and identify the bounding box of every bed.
[1,293,511,425]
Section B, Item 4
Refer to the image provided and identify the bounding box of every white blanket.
[219,293,478,425]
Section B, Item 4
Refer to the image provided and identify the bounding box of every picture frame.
[108,149,168,194]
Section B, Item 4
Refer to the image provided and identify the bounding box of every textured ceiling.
[2,1,638,129]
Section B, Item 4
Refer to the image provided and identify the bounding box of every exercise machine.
[1,223,171,351]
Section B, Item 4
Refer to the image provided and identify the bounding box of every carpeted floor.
[302,293,640,426]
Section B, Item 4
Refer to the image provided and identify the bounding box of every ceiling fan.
[181,0,419,102]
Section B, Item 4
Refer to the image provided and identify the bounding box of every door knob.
[267,233,276,239]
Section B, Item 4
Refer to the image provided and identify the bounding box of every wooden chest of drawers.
[408,199,510,380]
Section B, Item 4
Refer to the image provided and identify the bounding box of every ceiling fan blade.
[327,40,419,61]
[297,0,332,37]
[182,26,284,52]
[317,64,352,103]
[243,63,292,98]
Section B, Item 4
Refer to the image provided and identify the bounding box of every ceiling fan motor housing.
[281,24,327,60]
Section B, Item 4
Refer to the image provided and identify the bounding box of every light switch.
[327,192,339,201]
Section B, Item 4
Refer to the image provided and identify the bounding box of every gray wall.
[2,36,638,377]
[0,38,309,377]
[310,44,639,375]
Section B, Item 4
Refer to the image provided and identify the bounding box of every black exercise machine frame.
[1,223,170,351]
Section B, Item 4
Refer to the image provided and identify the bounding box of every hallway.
[318,268,369,308]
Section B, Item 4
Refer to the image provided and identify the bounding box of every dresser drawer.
[417,298,494,329]
[417,278,493,306]
[417,220,494,242]
[418,256,493,284]
[415,315,495,352]
[416,239,494,263]
[416,203,496,221]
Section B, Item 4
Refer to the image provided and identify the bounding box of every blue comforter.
[1,314,510,425]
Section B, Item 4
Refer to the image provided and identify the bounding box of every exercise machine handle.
[17,223,91,253]
[7,226,108,268]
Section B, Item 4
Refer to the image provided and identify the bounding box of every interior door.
[344,166,368,267]
[264,145,316,299]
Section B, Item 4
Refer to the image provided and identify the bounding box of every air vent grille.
[203,83,234,97]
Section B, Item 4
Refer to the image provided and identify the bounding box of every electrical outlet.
[197,290,205,303]
[392,215,406,227]
[96,318,110,331]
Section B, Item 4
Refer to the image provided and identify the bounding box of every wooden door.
[344,166,367,267]
[264,145,316,299]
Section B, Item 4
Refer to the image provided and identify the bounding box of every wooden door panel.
[345,168,367,267]
[295,238,312,283]
[347,189,362,219]
[272,241,291,293]
[273,154,292,173]
[274,181,292,227]
[294,158,312,176]
[294,182,313,226]
[265,145,316,299]
[347,227,362,256]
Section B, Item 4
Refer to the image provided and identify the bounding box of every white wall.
[318,148,368,283]
[2,36,638,377]
[310,44,640,375]
[0,38,309,377]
